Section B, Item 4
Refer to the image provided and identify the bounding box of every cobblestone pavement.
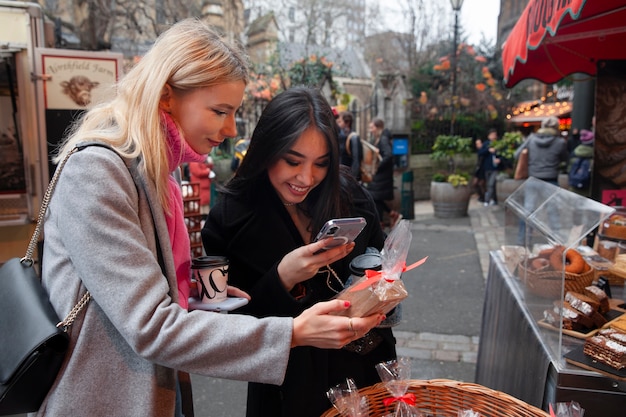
[394,198,505,366]
[191,198,508,415]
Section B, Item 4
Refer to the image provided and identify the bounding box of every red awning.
[502,0,626,88]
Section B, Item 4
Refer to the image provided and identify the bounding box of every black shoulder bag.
[0,145,92,415]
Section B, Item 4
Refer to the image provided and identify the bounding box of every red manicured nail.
[344,301,351,307]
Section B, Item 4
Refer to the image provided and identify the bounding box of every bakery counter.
[475,251,626,417]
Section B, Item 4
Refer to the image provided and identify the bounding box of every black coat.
[201,176,396,417]
[365,129,394,201]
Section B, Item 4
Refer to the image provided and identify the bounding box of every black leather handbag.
[0,147,90,415]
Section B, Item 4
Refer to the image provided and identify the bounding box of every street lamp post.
[450,0,464,135]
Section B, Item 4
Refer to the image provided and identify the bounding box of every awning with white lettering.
[502,0,626,88]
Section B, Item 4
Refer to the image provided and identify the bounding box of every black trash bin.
[400,171,414,219]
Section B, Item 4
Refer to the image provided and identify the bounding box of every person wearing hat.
[567,129,594,196]
[514,116,569,244]
[514,116,569,185]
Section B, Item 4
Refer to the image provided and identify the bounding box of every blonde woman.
[41,19,384,417]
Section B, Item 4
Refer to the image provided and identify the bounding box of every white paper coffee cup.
[191,256,229,304]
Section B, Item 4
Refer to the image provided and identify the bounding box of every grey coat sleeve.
[43,146,292,384]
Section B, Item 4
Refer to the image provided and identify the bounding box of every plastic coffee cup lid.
[349,253,382,276]
[191,255,228,268]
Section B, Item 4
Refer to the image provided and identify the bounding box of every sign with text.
[602,190,626,207]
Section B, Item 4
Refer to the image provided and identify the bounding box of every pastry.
[583,286,610,314]
[565,291,607,328]
[583,328,626,370]
[549,246,587,274]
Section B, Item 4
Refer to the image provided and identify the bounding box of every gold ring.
[348,318,357,336]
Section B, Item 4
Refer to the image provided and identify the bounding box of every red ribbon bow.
[382,393,417,407]
[348,256,428,292]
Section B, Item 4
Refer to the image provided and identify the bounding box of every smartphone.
[188,297,249,313]
[313,217,367,252]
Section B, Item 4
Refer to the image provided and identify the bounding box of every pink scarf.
[161,111,206,309]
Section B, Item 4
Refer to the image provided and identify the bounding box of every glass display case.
[501,177,617,363]
[476,179,626,416]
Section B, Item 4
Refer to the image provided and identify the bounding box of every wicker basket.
[321,379,549,417]
[517,261,595,299]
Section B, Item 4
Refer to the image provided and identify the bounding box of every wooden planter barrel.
[430,181,471,218]
[496,178,525,204]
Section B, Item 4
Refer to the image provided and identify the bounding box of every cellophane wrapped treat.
[551,401,584,417]
[326,378,368,417]
[375,358,423,417]
[332,220,426,318]
[458,410,481,417]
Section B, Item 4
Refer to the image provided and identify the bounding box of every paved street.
[4,195,508,417]
[192,196,507,416]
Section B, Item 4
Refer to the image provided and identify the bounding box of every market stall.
[502,0,626,88]
[475,178,626,416]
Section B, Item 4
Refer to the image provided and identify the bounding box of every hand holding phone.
[313,217,366,253]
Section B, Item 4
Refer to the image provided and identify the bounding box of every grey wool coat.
[37,145,292,416]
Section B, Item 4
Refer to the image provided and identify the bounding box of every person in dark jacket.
[477,129,502,206]
[337,110,363,181]
[567,128,594,196]
[201,87,396,417]
[365,117,400,227]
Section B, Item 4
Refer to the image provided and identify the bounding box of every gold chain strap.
[20,146,91,332]
[324,264,344,294]
[57,291,91,330]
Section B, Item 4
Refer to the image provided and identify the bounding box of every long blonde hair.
[55,18,249,209]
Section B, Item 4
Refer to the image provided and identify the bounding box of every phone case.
[188,297,249,313]
[314,217,367,250]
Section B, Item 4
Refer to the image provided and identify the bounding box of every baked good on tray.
[547,300,595,330]
[583,328,626,370]
[583,285,610,314]
[565,291,608,328]
[543,287,612,332]
[600,213,626,240]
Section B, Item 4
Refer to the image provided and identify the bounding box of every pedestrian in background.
[478,128,501,206]
[202,87,396,417]
[366,117,400,228]
[568,128,594,196]
[39,19,382,417]
[472,136,486,203]
[337,110,363,181]
[514,116,569,186]
[514,116,569,244]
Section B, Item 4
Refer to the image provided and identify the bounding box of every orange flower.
[419,91,428,105]
[440,60,450,70]
[475,83,486,92]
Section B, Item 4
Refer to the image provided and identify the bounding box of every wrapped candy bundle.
[332,220,427,318]
[550,401,585,417]
[375,358,423,417]
[326,378,368,417]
